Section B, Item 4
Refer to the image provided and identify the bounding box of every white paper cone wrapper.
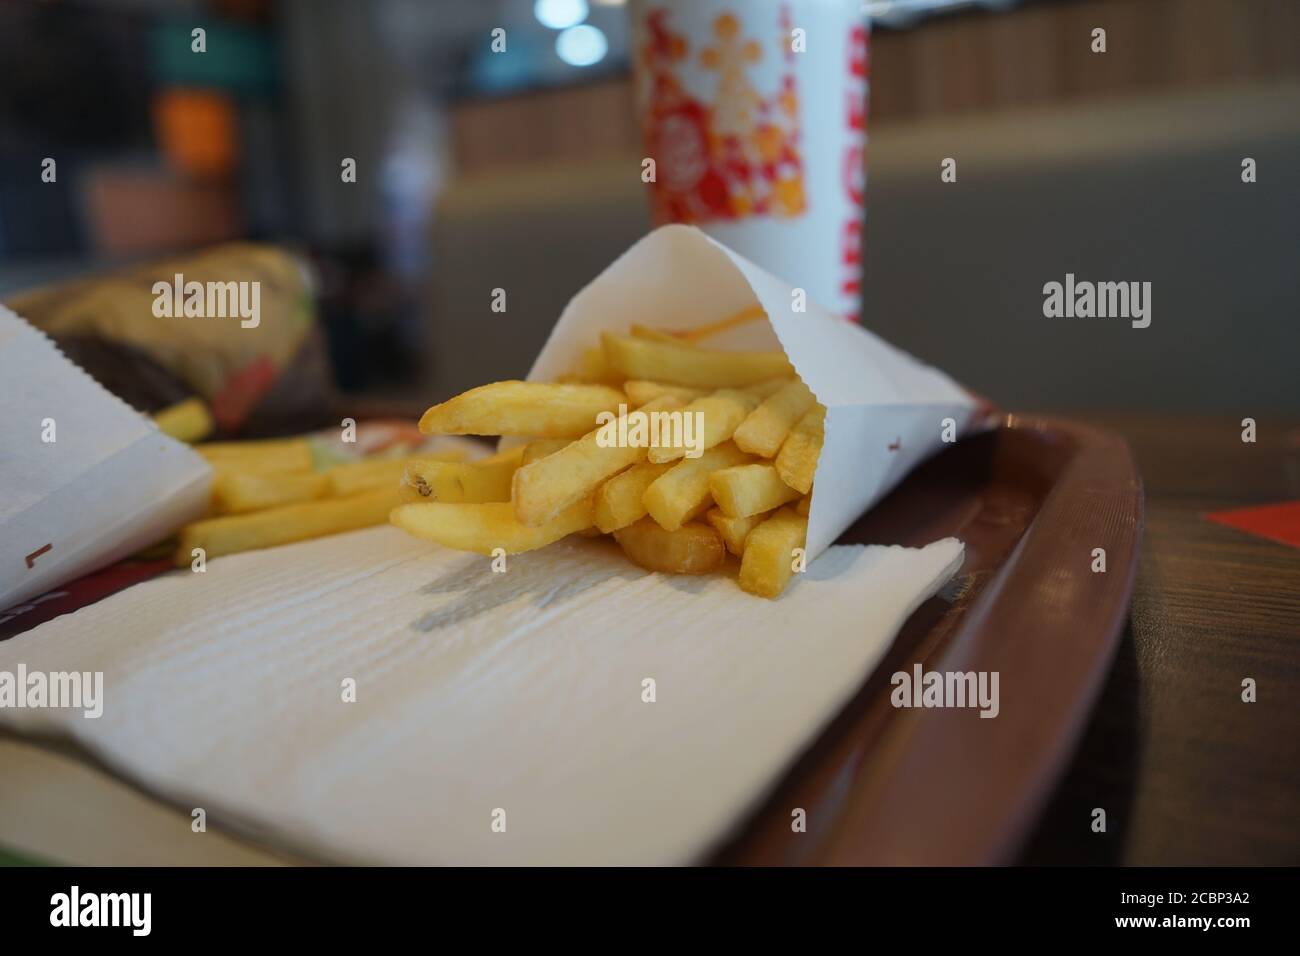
[527,225,988,559]
[0,306,211,609]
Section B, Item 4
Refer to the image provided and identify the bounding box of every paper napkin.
[0,526,963,865]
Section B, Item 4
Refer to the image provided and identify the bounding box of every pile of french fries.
[391,313,828,598]
[172,436,464,566]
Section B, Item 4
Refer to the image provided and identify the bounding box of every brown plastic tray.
[1,414,1142,866]
[713,415,1143,865]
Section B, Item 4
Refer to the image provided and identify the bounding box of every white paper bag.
[0,306,211,609]
[527,224,987,557]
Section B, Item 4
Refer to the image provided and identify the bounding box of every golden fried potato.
[774,405,825,495]
[390,497,594,555]
[705,507,769,557]
[418,381,625,438]
[601,332,793,388]
[629,324,691,345]
[613,518,725,575]
[642,441,752,532]
[559,345,624,385]
[738,506,808,599]
[743,377,797,400]
[708,463,802,518]
[593,461,674,533]
[196,438,312,475]
[733,379,817,458]
[648,388,758,463]
[326,458,397,496]
[511,395,682,527]
[153,398,214,443]
[520,438,573,466]
[623,380,708,407]
[674,304,766,343]
[212,470,329,515]
[177,487,396,565]
[400,447,523,504]
[388,313,827,599]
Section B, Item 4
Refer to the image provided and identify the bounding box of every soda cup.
[629,0,869,322]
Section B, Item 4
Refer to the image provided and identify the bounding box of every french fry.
[521,438,573,466]
[326,458,406,496]
[627,378,781,408]
[390,498,593,555]
[774,405,825,495]
[418,381,625,438]
[744,377,796,400]
[708,463,802,518]
[674,304,767,344]
[561,345,624,385]
[389,316,828,598]
[733,379,817,457]
[153,398,214,443]
[738,506,808,599]
[400,448,523,504]
[642,441,752,531]
[623,380,707,407]
[527,439,602,538]
[512,395,681,527]
[629,324,690,345]
[212,470,329,514]
[613,518,725,575]
[593,461,674,533]
[176,487,396,565]
[196,438,313,475]
[601,332,793,388]
[705,507,769,556]
[648,388,757,463]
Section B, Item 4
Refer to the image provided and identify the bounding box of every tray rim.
[1,416,1143,867]
[716,414,1145,866]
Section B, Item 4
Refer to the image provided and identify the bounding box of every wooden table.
[1019,413,1300,865]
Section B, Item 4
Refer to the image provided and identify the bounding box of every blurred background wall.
[2,0,1297,415]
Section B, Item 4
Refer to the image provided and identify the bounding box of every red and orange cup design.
[631,0,869,322]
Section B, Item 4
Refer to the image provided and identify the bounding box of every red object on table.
[0,558,174,641]
[1205,501,1300,549]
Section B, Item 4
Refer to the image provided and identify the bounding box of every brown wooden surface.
[1019,413,1300,865]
